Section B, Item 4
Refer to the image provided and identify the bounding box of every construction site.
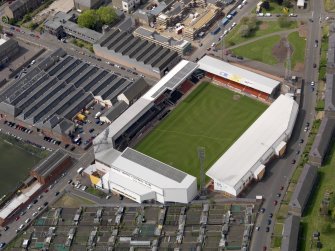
[10,202,259,250]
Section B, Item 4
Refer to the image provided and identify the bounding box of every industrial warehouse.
[93,28,182,79]
[89,56,299,202]
[0,48,146,142]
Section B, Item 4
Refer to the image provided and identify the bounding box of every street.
[248,0,323,249]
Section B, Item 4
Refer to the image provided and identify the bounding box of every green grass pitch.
[135,82,267,180]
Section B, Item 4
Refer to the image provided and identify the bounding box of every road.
[186,0,264,62]
[0,145,96,244]
[248,0,322,250]
[0,23,157,86]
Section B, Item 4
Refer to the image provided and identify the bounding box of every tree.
[262,1,270,10]
[283,0,292,8]
[77,9,100,30]
[96,6,118,26]
[240,17,250,25]
[247,17,257,30]
[239,24,251,37]
[278,16,291,28]
[321,222,332,234]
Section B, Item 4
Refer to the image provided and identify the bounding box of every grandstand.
[198,56,281,101]
[92,57,298,202]
[206,94,299,197]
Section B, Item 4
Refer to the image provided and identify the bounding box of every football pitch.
[135,82,267,180]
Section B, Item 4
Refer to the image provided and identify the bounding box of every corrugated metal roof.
[206,95,299,191]
[198,56,280,95]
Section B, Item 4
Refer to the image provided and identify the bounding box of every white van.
[265,13,272,17]
[237,4,242,9]
[25,218,30,224]
[242,0,247,4]
[18,224,25,230]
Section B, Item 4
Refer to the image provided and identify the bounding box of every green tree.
[240,17,250,25]
[278,16,291,28]
[283,0,292,8]
[77,9,100,30]
[96,6,118,26]
[321,222,332,234]
[247,17,257,30]
[239,25,251,37]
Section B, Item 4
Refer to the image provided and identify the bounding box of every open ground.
[135,82,267,180]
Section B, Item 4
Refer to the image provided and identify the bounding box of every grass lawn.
[232,35,281,65]
[287,31,306,68]
[324,0,335,12]
[53,193,95,207]
[319,25,329,81]
[135,83,267,180]
[300,145,335,251]
[224,20,297,47]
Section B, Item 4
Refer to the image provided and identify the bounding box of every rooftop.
[325,73,335,111]
[206,95,299,190]
[32,149,69,177]
[281,215,301,251]
[198,56,280,95]
[309,117,335,160]
[110,147,196,189]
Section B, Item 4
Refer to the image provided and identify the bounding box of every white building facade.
[206,95,299,197]
[90,147,198,204]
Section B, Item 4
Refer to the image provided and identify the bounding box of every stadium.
[88,56,298,203]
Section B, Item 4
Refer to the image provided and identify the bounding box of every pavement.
[247,0,323,250]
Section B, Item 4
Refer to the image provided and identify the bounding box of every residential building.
[133,27,192,55]
[325,73,335,118]
[74,0,105,11]
[113,0,141,13]
[327,34,335,68]
[280,215,300,251]
[0,36,20,67]
[288,164,318,216]
[183,3,220,40]
[309,117,335,166]
[4,0,43,20]
[44,11,103,43]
